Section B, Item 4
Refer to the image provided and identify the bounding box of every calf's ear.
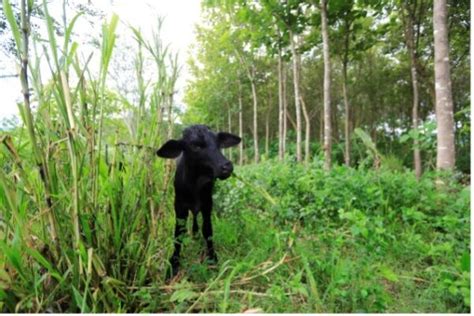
[156,140,183,158]
[218,132,241,148]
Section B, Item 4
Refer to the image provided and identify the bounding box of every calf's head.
[156,125,241,180]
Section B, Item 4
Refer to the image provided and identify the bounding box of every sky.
[0,0,202,120]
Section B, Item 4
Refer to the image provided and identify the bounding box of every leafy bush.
[213,160,470,312]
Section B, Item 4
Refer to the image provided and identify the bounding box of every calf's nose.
[221,161,233,174]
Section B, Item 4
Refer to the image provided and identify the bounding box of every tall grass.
[0,0,179,312]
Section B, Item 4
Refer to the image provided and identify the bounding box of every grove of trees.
[184,0,470,175]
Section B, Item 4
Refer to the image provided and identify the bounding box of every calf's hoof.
[166,258,180,280]
[206,252,218,265]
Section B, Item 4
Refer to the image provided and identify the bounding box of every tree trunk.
[296,45,311,164]
[282,60,288,159]
[300,96,311,164]
[278,49,284,161]
[286,110,297,130]
[228,105,232,161]
[342,65,351,166]
[250,71,259,164]
[319,108,324,143]
[321,0,332,170]
[235,50,259,163]
[238,80,244,166]
[403,1,422,180]
[342,21,351,167]
[265,109,270,158]
[332,100,339,143]
[433,0,455,170]
[290,30,302,162]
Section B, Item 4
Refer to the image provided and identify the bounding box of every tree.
[401,0,425,179]
[341,11,352,167]
[433,0,455,170]
[290,29,303,162]
[234,47,260,163]
[320,0,332,170]
[185,0,467,175]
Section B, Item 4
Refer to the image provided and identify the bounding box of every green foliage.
[186,0,470,176]
[2,0,22,55]
[0,1,177,312]
[211,160,470,312]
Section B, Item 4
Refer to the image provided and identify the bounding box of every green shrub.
[213,160,470,312]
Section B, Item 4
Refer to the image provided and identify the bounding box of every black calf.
[156,125,241,275]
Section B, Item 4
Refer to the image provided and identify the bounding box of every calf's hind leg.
[192,211,199,237]
[202,210,216,262]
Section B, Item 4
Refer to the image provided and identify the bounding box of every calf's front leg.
[170,200,188,275]
[201,195,217,263]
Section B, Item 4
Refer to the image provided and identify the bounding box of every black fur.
[157,125,241,276]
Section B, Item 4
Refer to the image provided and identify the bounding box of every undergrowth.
[0,157,470,312]
[119,160,470,313]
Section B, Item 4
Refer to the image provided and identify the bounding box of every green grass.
[106,161,469,313]
[1,151,470,312]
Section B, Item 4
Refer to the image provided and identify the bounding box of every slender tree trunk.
[409,40,422,180]
[403,1,422,179]
[228,105,232,161]
[295,46,311,164]
[290,30,302,162]
[342,21,351,167]
[300,96,311,164]
[321,0,332,170]
[278,49,284,161]
[433,0,455,169]
[319,108,324,143]
[250,72,259,163]
[236,50,259,163]
[282,61,288,159]
[265,110,270,158]
[238,80,244,166]
[286,111,297,130]
[342,65,351,166]
[332,99,339,143]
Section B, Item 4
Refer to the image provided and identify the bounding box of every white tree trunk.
[342,65,351,166]
[278,50,284,161]
[406,13,422,179]
[250,72,259,163]
[410,57,422,179]
[319,107,323,142]
[342,22,351,167]
[321,0,332,170]
[238,80,244,166]
[290,30,302,162]
[433,0,455,170]
[301,96,311,164]
[296,46,311,164]
[235,51,259,163]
